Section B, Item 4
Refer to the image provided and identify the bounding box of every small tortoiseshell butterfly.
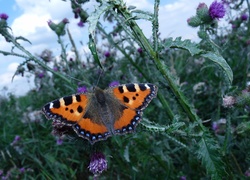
[42,83,158,144]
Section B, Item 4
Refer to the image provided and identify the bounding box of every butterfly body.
[42,83,157,144]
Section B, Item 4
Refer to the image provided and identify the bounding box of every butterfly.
[42,83,158,144]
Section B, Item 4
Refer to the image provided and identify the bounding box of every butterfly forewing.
[112,83,158,110]
[43,94,88,124]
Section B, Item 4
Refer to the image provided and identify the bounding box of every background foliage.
[1,0,250,179]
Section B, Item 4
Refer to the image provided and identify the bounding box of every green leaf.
[197,134,227,179]
[88,34,102,68]
[87,2,113,38]
[164,37,203,56]
[201,52,233,85]
[87,2,113,69]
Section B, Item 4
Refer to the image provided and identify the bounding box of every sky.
[0,0,215,96]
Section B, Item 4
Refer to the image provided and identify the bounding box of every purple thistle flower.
[56,138,63,145]
[11,135,21,146]
[38,72,45,78]
[0,169,3,176]
[62,18,69,24]
[241,14,248,21]
[197,3,207,10]
[109,81,119,87]
[77,86,87,93]
[77,20,84,27]
[19,167,25,173]
[88,152,108,175]
[209,1,226,19]
[212,122,219,132]
[180,176,187,180]
[245,169,250,177]
[0,13,9,20]
[137,47,143,54]
[104,51,111,58]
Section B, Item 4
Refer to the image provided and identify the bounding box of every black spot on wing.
[75,94,81,102]
[138,84,147,91]
[123,96,129,103]
[118,86,124,93]
[77,105,83,113]
[126,84,136,92]
[63,96,73,106]
[52,100,60,108]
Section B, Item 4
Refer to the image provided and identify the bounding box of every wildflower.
[88,152,108,175]
[56,138,63,145]
[187,16,202,27]
[77,20,84,27]
[222,95,236,108]
[38,72,45,79]
[104,51,111,58]
[241,14,248,21]
[77,86,87,93]
[27,63,35,71]
[209,1,226,19]
[0,13,8,20]
[180,176,187,180]
[19,167,25,173]
[53,67,58,71]
[137,47,143,54]
[11,135,21,146]
[245,169,250,177]
[39,49,53,62]
[196,3,209,19]
[109,81,119,87]
[212,122,219,132]
[62,18,69,24]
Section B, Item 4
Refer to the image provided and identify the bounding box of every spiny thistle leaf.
[87,2,113,69]
[87,2,113,38]
[164,37,203,56]
[197,134,227,179]
[201,52,233,85]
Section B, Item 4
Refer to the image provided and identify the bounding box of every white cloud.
[0,0,220,96]
[0,63,35,96]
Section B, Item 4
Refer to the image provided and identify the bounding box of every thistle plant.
[0,0,250,179]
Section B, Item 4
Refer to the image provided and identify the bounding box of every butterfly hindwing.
[111,83,158,134]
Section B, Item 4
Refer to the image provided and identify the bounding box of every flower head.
[11,135,21,146]
[38,72,45,79]
[77,86,87,93]
[109,81,119,87]
[77,20,84,27]
[104,51,111,58]
[137,47,143,54]
[209,1,226,19]
[222,95,236,108]
[241,14,248,21]
[56,138,63,145]
[0,13,8,20]
[88,152,108,175]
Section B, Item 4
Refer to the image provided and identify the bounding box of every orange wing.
[42,94,110,144]
[112,83,158,134]
[43,94,88,124]
[112,83,157,110]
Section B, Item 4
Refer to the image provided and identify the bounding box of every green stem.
[2,31,72,85]
[98,24,174,120]
[116,3,204,129]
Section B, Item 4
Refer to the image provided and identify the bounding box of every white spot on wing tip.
[49,102,54,109]
[145,84,150,89]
